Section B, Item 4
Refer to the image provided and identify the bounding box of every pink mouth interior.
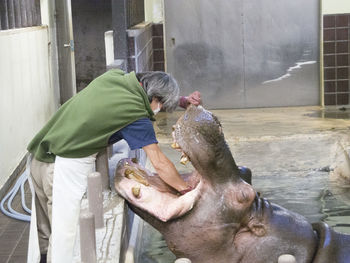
[114,158,201,222]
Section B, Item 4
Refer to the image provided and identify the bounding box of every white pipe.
[0,160,32,222]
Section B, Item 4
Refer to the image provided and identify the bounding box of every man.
[27,69,201,263]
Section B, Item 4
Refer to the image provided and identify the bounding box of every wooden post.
[96,148,110,190]
[79,211,97,263]
[87,172,104,228]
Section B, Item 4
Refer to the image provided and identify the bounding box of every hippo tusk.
[171,142,181,149]
[180,153,190,165]
[124,168,150,186]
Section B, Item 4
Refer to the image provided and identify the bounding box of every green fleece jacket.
[27,69,154,163]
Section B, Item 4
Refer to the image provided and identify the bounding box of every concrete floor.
[0,183,30,263]
[155,106,350,175]
[1,106,350,263]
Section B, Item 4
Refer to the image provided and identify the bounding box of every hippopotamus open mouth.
[114,105,350,263]
[114,106,210,222]
[114,156,202,222]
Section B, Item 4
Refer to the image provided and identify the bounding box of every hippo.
[114,105,350,263]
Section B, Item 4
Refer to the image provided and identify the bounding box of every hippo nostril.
[237,190,249,204]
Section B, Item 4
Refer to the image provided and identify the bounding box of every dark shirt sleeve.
[108,118,158,150]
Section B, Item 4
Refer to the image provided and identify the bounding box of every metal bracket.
[63,39,74,52]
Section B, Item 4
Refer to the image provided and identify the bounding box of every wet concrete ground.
[155,106,350,175]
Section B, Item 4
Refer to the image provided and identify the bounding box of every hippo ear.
[248,221,266,237]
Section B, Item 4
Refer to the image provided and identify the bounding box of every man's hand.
[179,91,202,109]
[143,143,189,192]
[187,91,201,106]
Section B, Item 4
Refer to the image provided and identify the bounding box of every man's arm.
[143,143,189,192]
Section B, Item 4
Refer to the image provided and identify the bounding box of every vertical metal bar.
[112,0,128,70]
[26,0,33,26]
[87,172,104,229]
[30,0,37,26]
[7,0,15,29]
[0,0,9,30]
[79,212,97,263]
[19,0,27,27]
[65,0,77,95]
[13,0,21,28]
[35,0,41,25]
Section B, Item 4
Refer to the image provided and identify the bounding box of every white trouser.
[51,155,96,263]
[27,154,96,263]
[28,172,41,263]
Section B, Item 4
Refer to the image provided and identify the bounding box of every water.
[253,171,350,234]
[304,109,350,119]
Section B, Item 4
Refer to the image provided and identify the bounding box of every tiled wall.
[127,23,153,72]
[127,23,165,72]
[152,23,165,71]
[323,14,350,106]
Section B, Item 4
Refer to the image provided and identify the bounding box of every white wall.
[0,0,60,190]
[322,0,350,14]
[145,0,164,23]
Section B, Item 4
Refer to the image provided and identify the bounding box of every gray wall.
[164,0,320,109]
[72,0,112,91]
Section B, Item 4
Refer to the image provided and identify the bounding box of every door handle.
[63,40,74,52]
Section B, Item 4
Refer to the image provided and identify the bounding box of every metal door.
[56,0,76,104]
[164,0,320,109]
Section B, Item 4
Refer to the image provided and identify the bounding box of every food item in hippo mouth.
[124,168,150,186]
[132,186,141,198]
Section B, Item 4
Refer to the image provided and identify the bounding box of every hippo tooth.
[124,168,150,186]
[171,142,181,149]
[180,153,189,165]
[132,186,141,198]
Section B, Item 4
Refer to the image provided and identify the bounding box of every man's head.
[137,71,179,112]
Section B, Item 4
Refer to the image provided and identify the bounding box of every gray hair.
[136,71,179,112]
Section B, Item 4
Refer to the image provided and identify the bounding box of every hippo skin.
[114,105,350,263]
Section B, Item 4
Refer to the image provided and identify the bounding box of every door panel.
[164,0,245,109]
[164,0,319,109]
